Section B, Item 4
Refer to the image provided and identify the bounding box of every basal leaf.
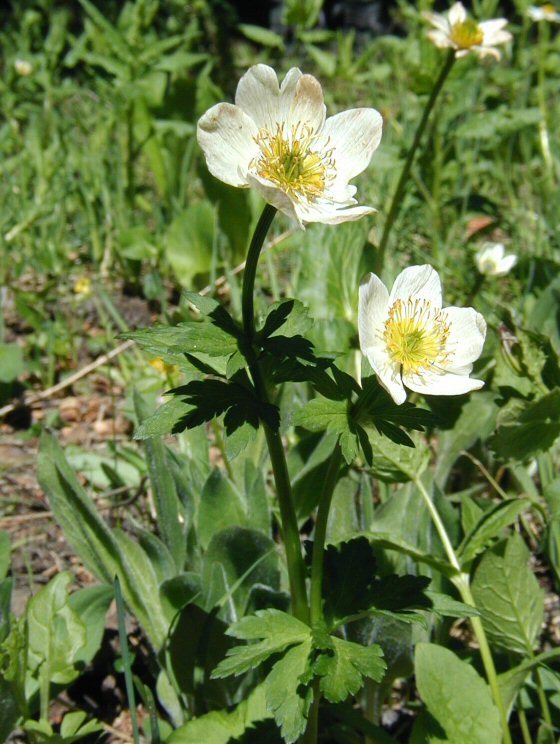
[415,643,501,744]
[471,534,544,655]
[27,572,86,685]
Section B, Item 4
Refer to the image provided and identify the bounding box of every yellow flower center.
[252,123,334,202]
[384,298,451,375]
[541,4,556,13]
[450,18,484,48]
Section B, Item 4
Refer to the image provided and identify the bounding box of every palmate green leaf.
[293,396,359,463]
[168,377,280,435]
[212,609,310,679]
[258,299,312,340]
[315,637,385,703]
[471,533,544,656]
[414,643,501,744]
[134,396,194,439]
[458,497,531,565]
[321,537,432,627]
[266,640,314,744]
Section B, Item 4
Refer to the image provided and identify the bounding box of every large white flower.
[197,64,383,228]
[528,4,560,22]
[423,2,512,60]
[358,265,486,405]
[475,242,517,276]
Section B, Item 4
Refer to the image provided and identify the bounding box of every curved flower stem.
[241,203,309,623]
[376,50,455,273]
[413,477,513,744]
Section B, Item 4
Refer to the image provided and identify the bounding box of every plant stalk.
[376,50,455,273]
[414,477,513,744]
[241,204,309,623]
[310,442,343,625]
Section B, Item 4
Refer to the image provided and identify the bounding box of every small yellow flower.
[74,277,92,296]
[423,2,511,60]
[197,64,383,228]
[149,357,178,376]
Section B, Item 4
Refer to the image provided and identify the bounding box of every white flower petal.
[427,29,454,48]
[422,11,451,33]
[358,272,390,353]
[368,347,407,405]
[322,108,383,183]
[283,73,326,133]
[197,103,259,187]
[389,264,442,308]
[499,254,517,273]
[442,307,486,366]
[474,46,502,60]
[448,2,467,25]
[235,64,281,131]
[403,369,484,397]
[246,172,302,224]
[295,202,376,225]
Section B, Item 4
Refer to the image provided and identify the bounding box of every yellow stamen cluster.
[252,123,334,202]
[541,4,557,13]
[450,18,484,48]
[384,298,451,375]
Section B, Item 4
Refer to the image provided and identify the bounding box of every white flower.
[14,59,33,76]
[197,64,383,228]
[475,242,517,276]
[358,265,486,405]
[528,4,560,22]
[423,2,512,60]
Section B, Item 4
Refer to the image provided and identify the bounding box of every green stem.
[301,443,342,744]
[242,204,277,343]
[414,477,513,744]
[376,50,455,273]
[310,443,343,625]
[241,203,309,623]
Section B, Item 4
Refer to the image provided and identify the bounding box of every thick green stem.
[301,442,342,744]
[242,204,278,343]
[414,478,513,744]
[241,203,309,623]
[376,50,455,273]
[310,443,343,625]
